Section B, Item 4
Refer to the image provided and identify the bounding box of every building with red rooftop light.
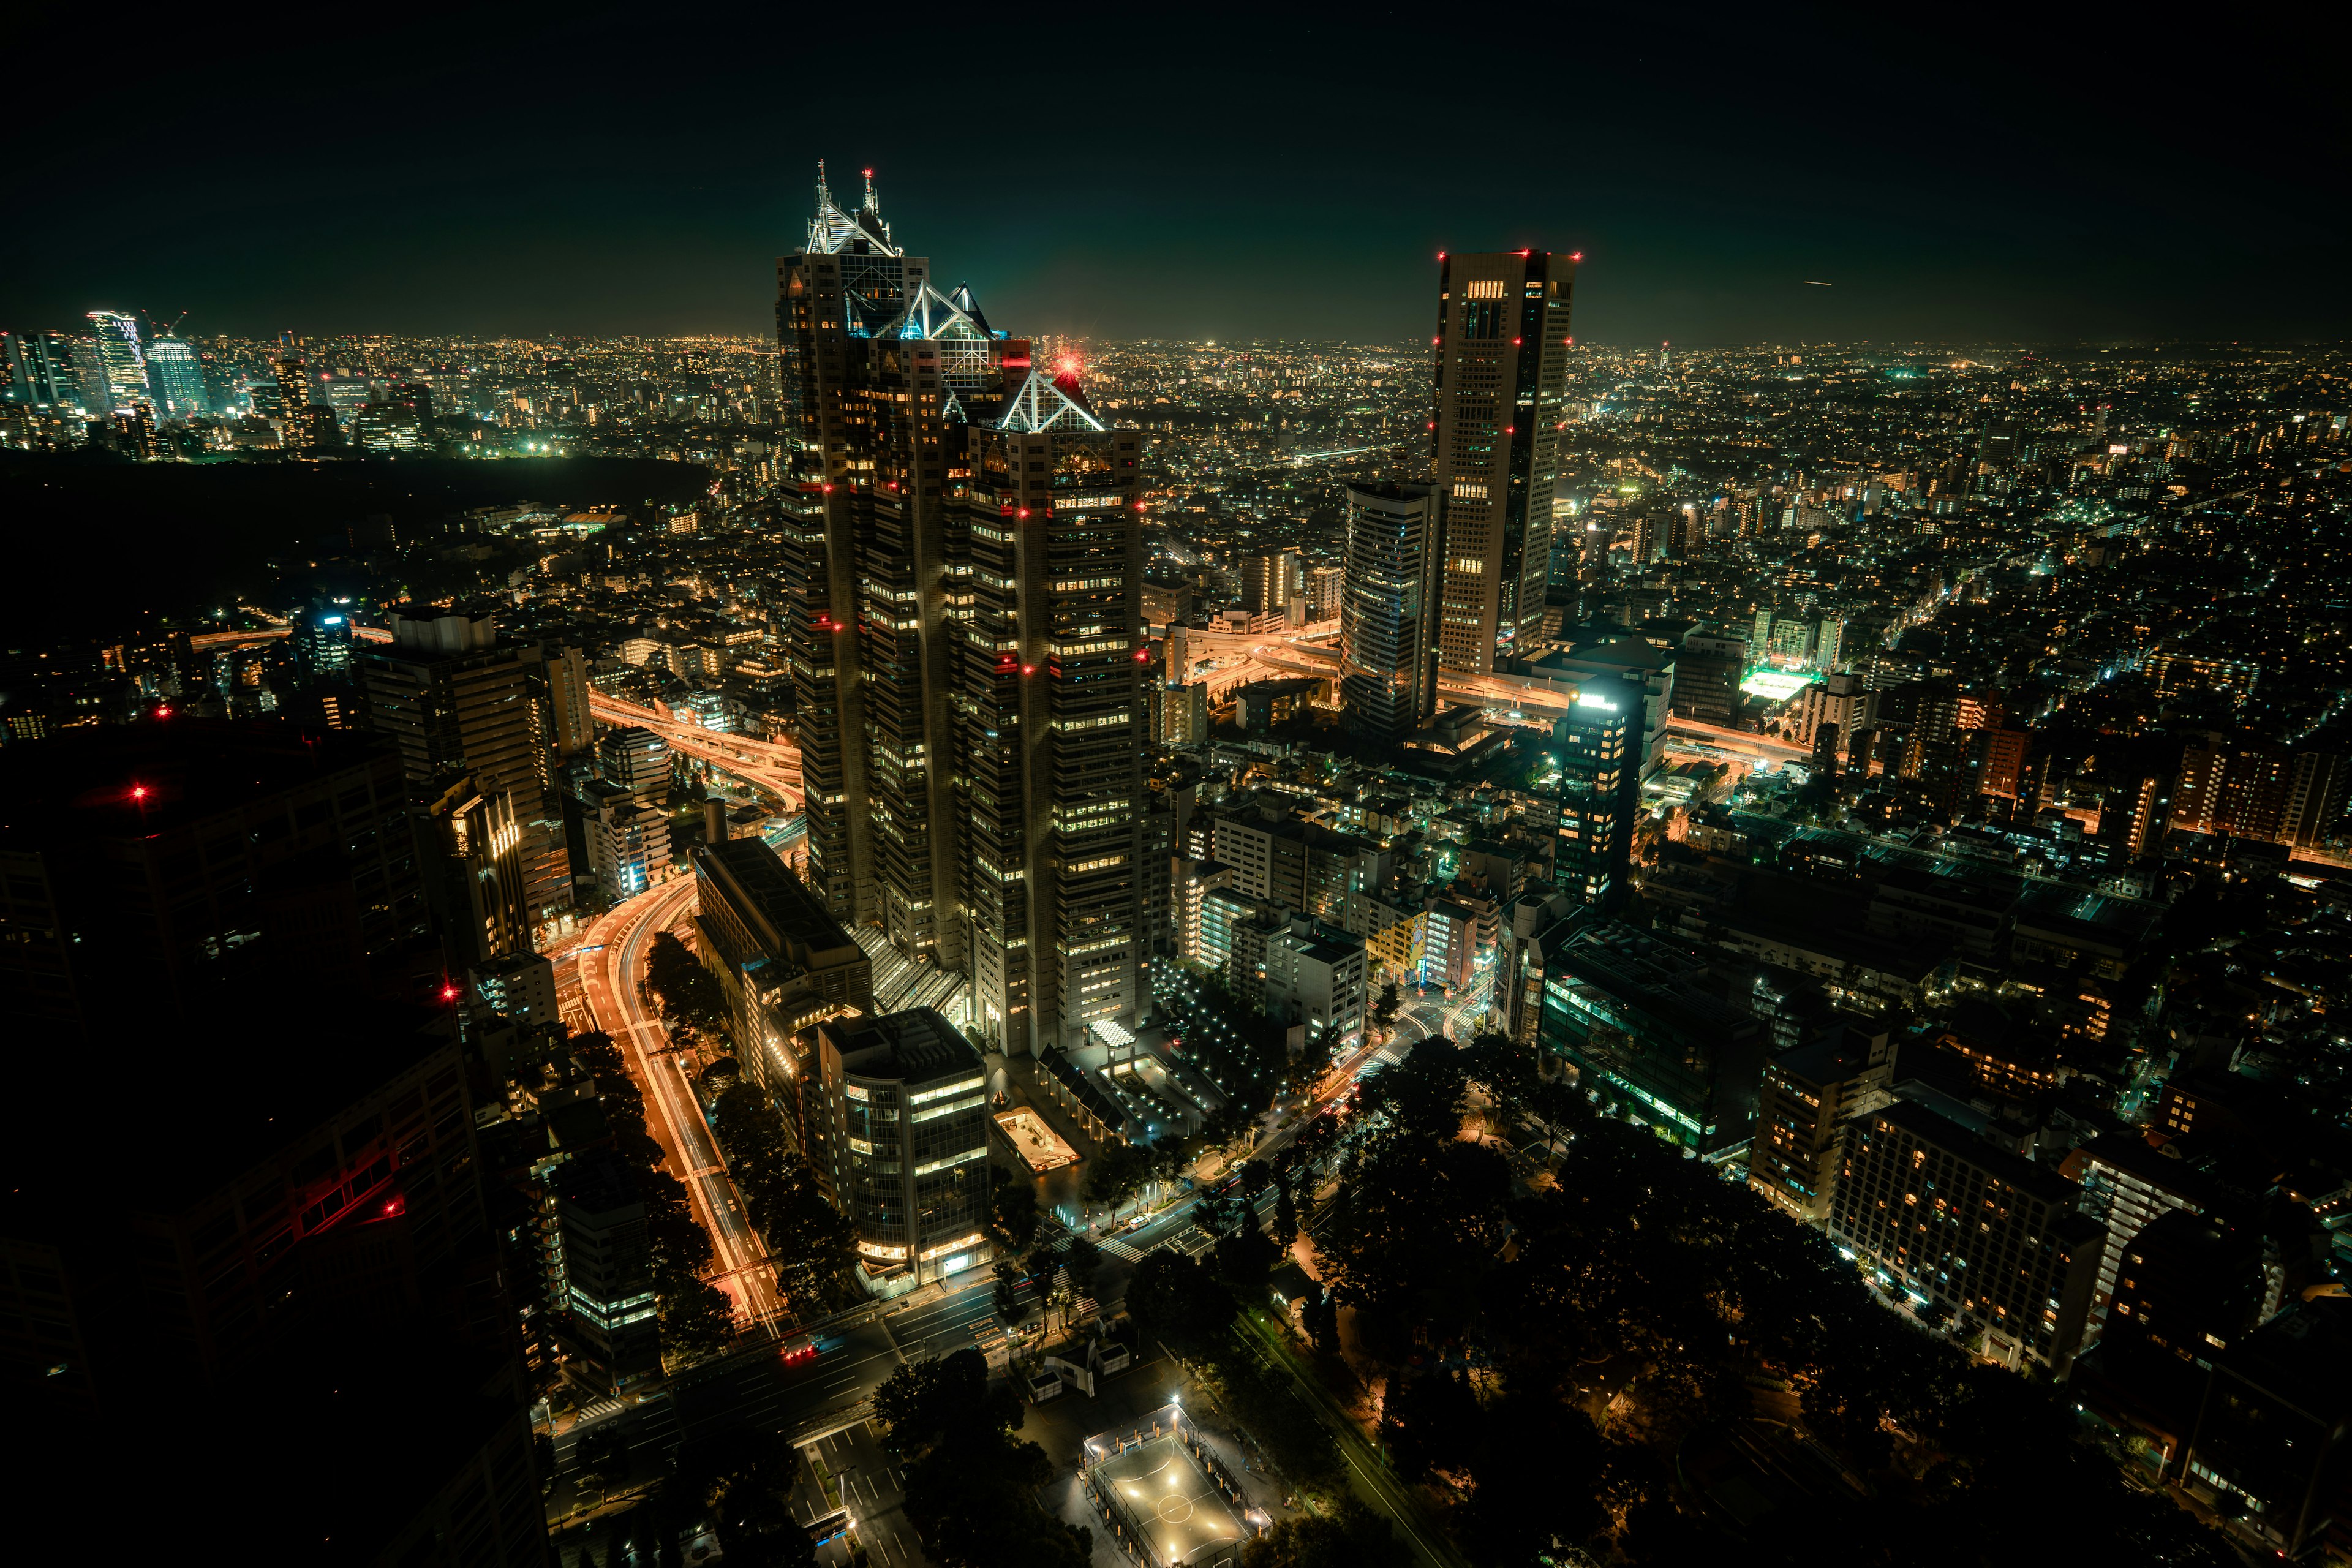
[775,162,1147,1058]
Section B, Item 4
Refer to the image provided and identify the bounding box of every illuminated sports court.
[1081,1406,1253,1568]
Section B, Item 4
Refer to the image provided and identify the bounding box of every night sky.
[7,3,2345,347]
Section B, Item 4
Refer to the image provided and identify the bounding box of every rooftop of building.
[2065,1130,2230,1205]
[0,716,395,851]
[695,836,859,960]
[1768,1020,1893,1088]
[826,1006,984,1088]
[1534,911,1755,1035]
[2011,881,2168,945]
[1869,1098,2081,1207]
[1871,862,2021,911]
[2209,1300,2352,1420]
[554,1149,643,1218]
[1526,636,1675,675]
[7,987,459,1229]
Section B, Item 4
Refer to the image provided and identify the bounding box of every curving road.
[588,693,805,809]
[576,876,788,1333]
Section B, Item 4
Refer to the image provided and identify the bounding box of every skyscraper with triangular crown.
[775,165,1147,1058]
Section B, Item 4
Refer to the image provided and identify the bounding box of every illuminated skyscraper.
[358,606,578,935]
[1551,674,1641,909]
[1338,481,1440,743]
[85,310,149,407]
[145,333,206,418]
[775,165,1145,1054]
[273,354,311,424]
[1430,250,1576,675]
[1,330,78,407]
[956,382,1145,1055]
[777,164,1005,957]
[1242,548,1302,617]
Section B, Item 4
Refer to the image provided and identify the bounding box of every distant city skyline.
[4,7,2342,345]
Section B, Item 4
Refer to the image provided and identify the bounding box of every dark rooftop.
[696,835,859,959]
[9,988,458,1227]
[1872,1098,2081,1207]
[827,1006,984,1087]
[0,716,394,850]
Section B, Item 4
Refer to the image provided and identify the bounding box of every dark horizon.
[5,2,2345,348]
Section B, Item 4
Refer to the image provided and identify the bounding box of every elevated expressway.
[587,694,805,810]
[1163,623,1809,762]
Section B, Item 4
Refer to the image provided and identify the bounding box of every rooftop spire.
[814,158,832,214]
[862,167,879,213]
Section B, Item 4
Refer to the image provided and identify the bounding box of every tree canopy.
[875,1351,1090,1568]
[711,1082,856,1307]
[1307,1035,2238,1566]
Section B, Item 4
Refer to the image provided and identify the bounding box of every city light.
[8,137,2337,1568]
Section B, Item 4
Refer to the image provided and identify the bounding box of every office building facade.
[1243,548,1303,617]
[1831,1099,2107,1375]
[1430,249,1577,674]
[598,725,671,802]
[1339,481,1441,742]
[423,773,530,967]
[1552,675,1642,909]
[360,606,577,935]
[1747,1023,1895,1223]
[84,309,148,407]
[580,780,671,904]
[777,167,1000,947]
[1670,631,1746,728]
[552,1153,660,1390]
[692,837,875,1102]
[776,168,1147,1057]
[1265,922,1368,1049]
[144,333,206,417]
[1533,914,1763,1159]
[956,408,1147,1055]
[810,1008,990,1292]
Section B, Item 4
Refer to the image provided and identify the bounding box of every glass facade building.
[1339,481,1439,743]
[1552,674,1643,910]
[1532,912,1763,1160]
[812,1008,990,1292]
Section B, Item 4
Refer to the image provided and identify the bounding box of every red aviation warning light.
[130,784,148,801]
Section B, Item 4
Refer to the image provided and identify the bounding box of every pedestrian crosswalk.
[1099,1236,1145,1262]
[576,1396,627,1423]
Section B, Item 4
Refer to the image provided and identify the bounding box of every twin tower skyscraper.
[776,168,1580,1055]
[775,166,1146,1059]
